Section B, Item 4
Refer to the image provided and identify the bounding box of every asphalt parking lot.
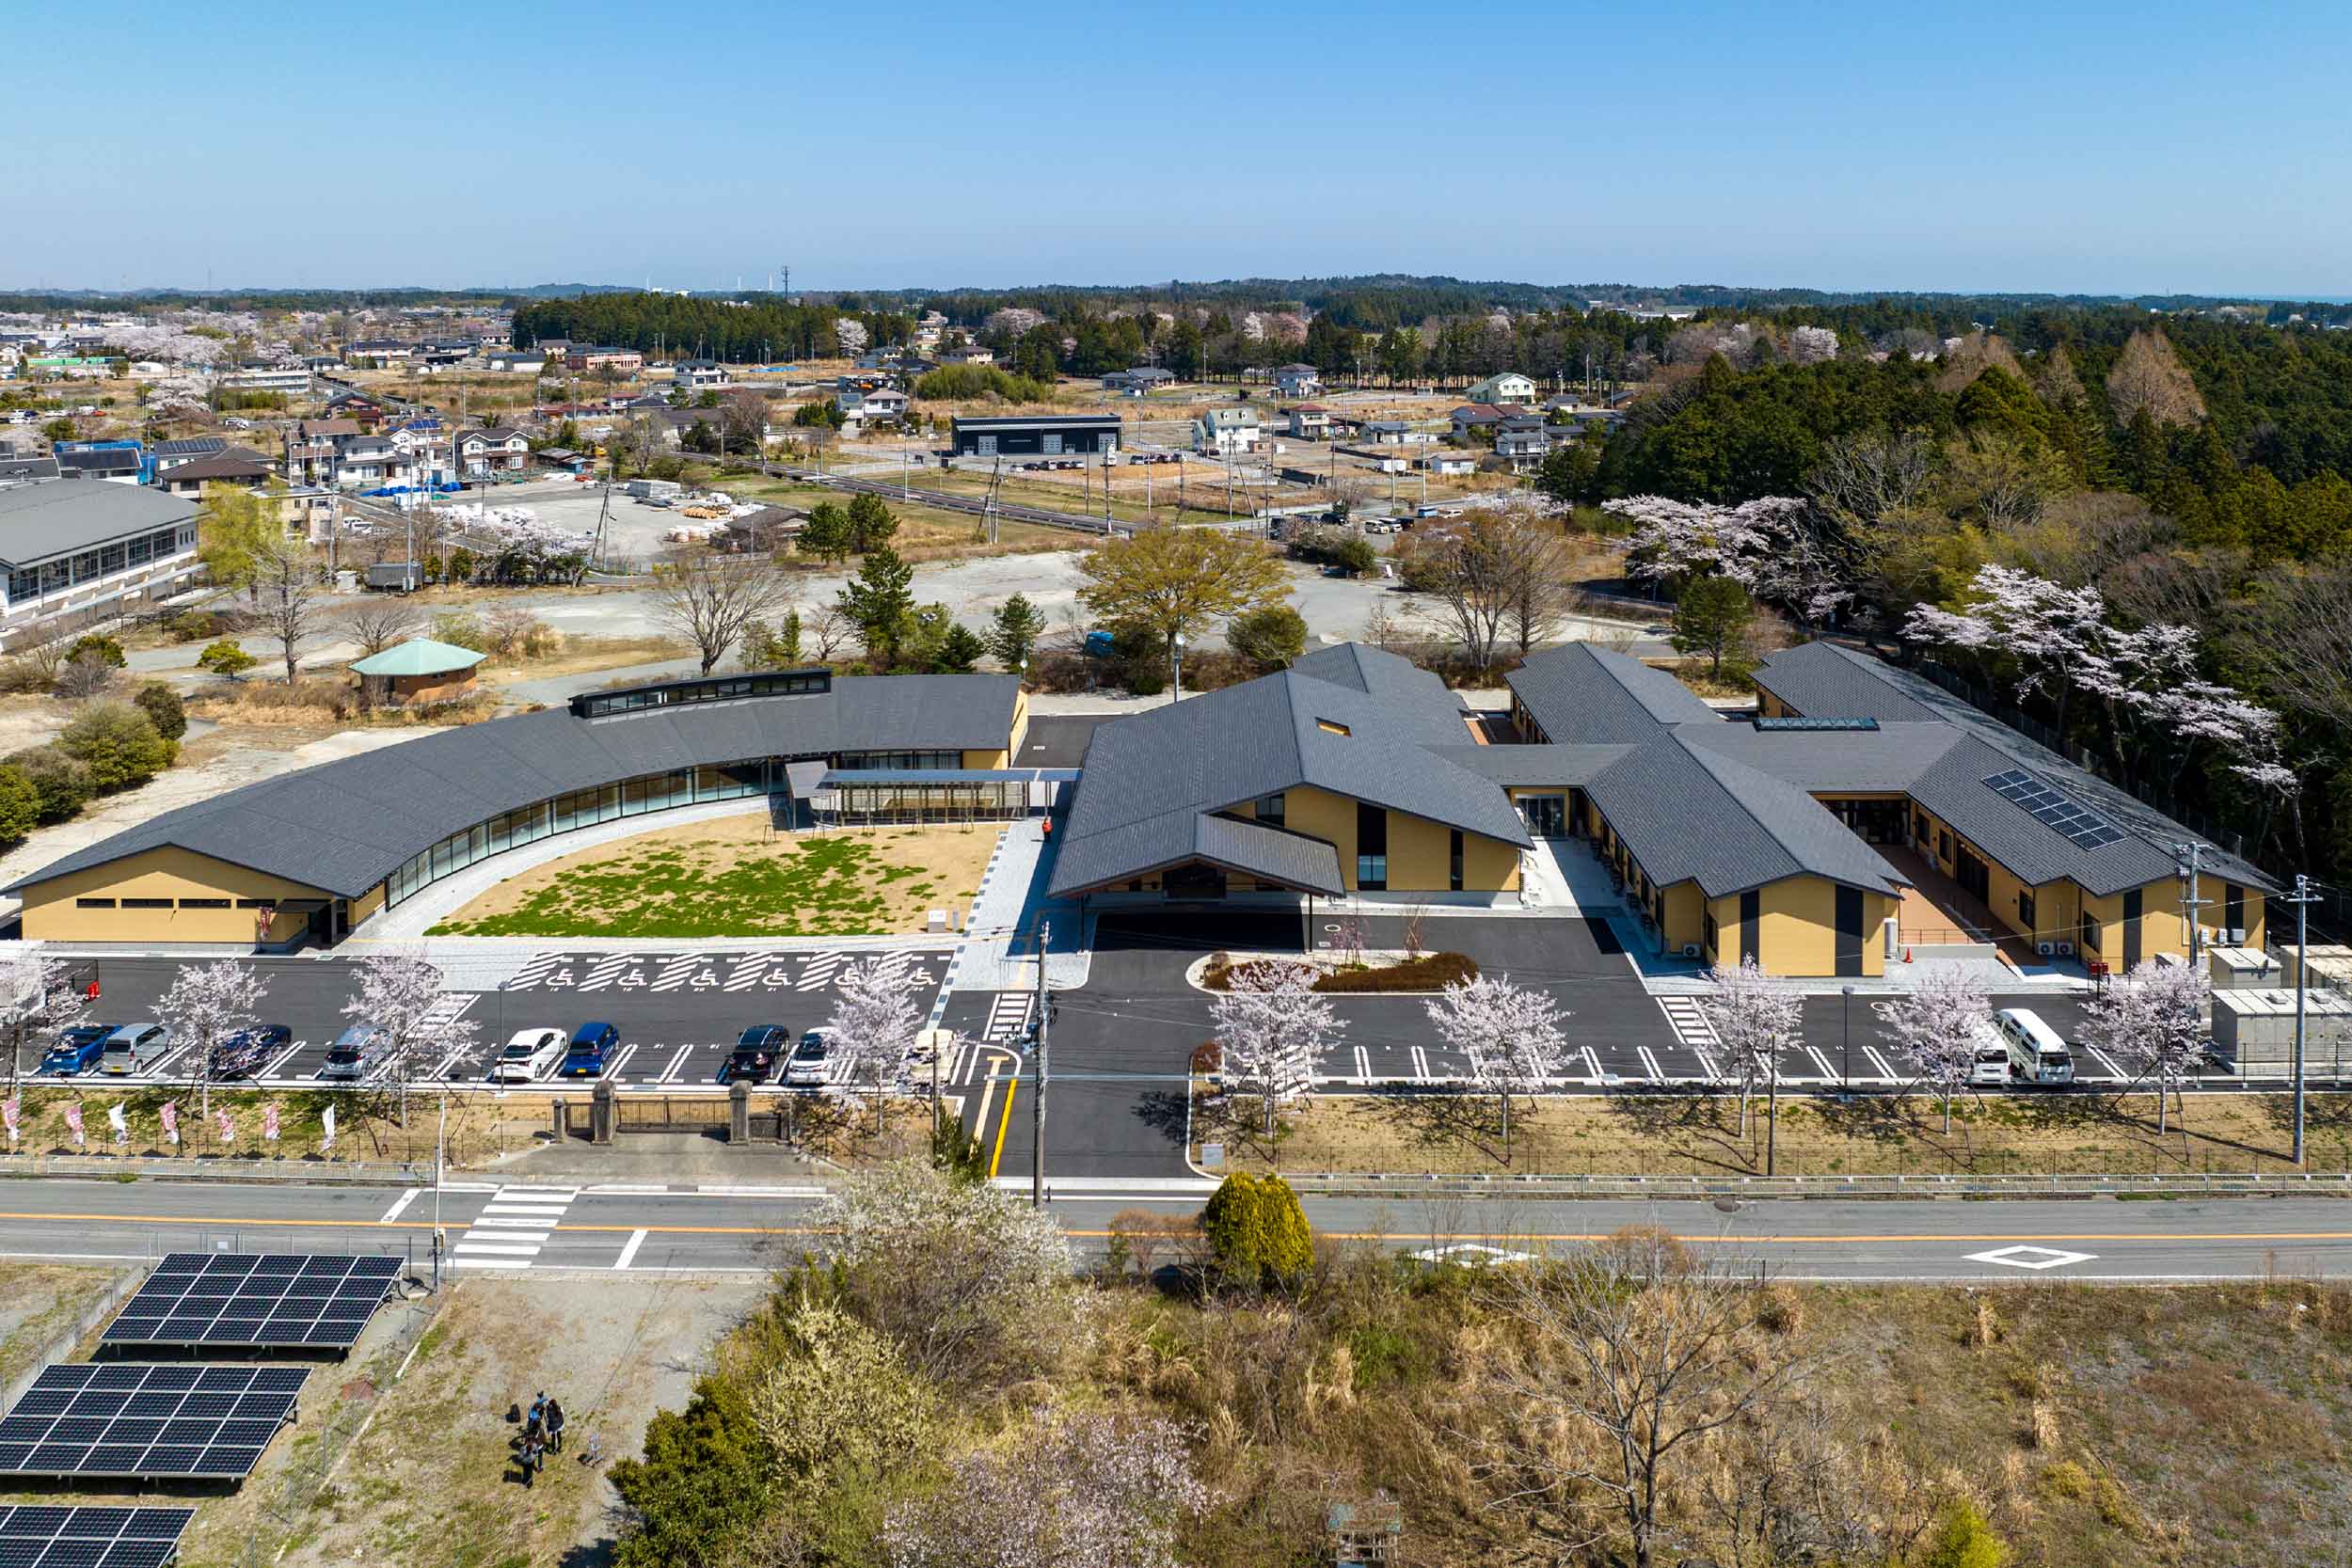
[35,948,953,1091]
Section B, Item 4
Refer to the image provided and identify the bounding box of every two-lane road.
[4,1178,2350,1283]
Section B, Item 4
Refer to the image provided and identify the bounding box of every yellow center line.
[988,1065,1019,1180]
[8,1209,2352,1245]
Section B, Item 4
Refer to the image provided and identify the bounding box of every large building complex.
[1054,641,2268,978]
[9,669,1028,946]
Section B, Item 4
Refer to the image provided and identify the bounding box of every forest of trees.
[511,296,913,363]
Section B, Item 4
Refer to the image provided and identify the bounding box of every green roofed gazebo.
[351,637,488,704]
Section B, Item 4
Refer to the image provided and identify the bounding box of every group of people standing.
[516,1390,569,1484]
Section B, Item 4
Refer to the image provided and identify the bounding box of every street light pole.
[1170,633,1184,704]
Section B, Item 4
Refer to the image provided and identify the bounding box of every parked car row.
[37,1022,293,1079]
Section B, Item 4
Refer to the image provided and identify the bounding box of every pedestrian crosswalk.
[983,991,1033,1042]
[452,1185,578,1270]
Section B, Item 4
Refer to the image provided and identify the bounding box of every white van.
[1967,1024,2012,1085]
[1994,1007,2074,1085]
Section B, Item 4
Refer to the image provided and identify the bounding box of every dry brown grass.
[1240,1088,2352,1178]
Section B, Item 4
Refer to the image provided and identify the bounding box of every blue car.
[40,1023,114,1076]
[212,1024,292,1080]
[559,1022,619,1079]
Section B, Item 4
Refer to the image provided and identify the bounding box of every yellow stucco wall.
[960,748,1009,769]
[1279,785,1518,893]
[21,847,330,943]
[1705,879,1894,977]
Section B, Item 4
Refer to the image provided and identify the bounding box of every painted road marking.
[378,1190,421,1225]
[1966,1245,2097,1271]
[614,1228,648,1270]
[1409,1045,1433,1081]
[262,1039,308,1078]
[1805,1047,1838,1081]
[1658,996,1718,1051]
[1694,1047,1723,1080]
[1353,1045,1373,1080]
[599,1044,640,1082]
[1865,1045,1899,1080]
[1636,1046,1664,1081]
[656,1044,694,1085]
[449,1184,580,1269]
[984,991,1032,1042]
[1581,1046,1603,1083]
[723,955,774,991]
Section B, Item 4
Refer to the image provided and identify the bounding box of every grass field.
[723,477,1075,562]
[429,817,998,938]
[1222,1085,2352,1179]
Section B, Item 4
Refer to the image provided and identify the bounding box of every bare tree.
[1404,500,1576,669]
[1479,1229,1811,1568]
[335,598,422,657]
[54,652,119,702]
[807,601,859,663]
[249,536,325,684]
[648,553,795,674]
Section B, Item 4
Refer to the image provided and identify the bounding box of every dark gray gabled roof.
[1585,733,1906,900]
[1507,642,1724,742]
[1049,648,1530,898]
[9,674,1021,900]
[1422,742,1636,787]
[0,455,59,483]
[1753,641,1943,722]
[154,437,228,459]
[1674,720,1964,792]
[55,448,140,477]
[0,481,192,568]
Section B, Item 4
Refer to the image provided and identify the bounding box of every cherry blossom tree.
[885,1402,1207,1568]
[1424,974,1570,1162]
[2080,959,2212,1132]
[832,317,869,357]
[152,959,268,1131]
[1699,958,1803,1139]
[342,950,478,1123]
[1786,325,1841,364]
[1609,496,1851,628]
[0,947,87,1091]
[1211,963,1343,1138]
[1870,963,1992,1132]
[825,956,925,1132]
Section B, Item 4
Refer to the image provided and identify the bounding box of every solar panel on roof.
[0,1367,304,1484]
[1751,715,1881,732]
[1983,768,2128,849]
[102,1255,401,1352]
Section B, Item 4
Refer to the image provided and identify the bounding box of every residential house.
[53,443,143,485]
[1101,367,1176,394]
[1448,404,1513,441]
[332,435,412,490]
[283,420,363,485]
[322,391,387,425]
[1357,420,1413,446]
[1415,451,1477,477]
[151,436,228,474]
[674,358,729,391]
[342,340,415,365]
[839,388,910,426]
[1286,404,1331,439]
[723,505,809,552]
[1272,362,1323,398]
[1192,407,1263,455]
[941,344,995,366]
[151,447,277,497]
[455,427,530,480]
[1464,371,1537,406]
[217,362,312,396]
[1493,420,1551,469]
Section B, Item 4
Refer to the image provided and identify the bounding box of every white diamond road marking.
[453,1185,580,1269]
[1966,1245,2097,1271]
[1410,1243,1534,1265]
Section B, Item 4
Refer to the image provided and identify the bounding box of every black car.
[211,1024,293,1080]
[720,1024,791,1085]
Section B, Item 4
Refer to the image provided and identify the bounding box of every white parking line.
[378,1189,421,1225]
[1409,1045,1433,1081]
[614,1228,648,1271]
[1865,1045,1899,1080]
[656,1044,693,1084]
[1805,1047,1837,1080]
[1694,1048,1723,1080]
[1353,1045,1372,1079]
[1636,1046,1663,1080]
[263,1040,308,1078]
[1581,1046,1603,1083]
[599,1044,640,1082]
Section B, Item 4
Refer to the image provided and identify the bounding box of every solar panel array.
[102,1253,402,1351]
[1983,768,2127,849]
[0,1506,194,1568]
[0,1365,307,1481]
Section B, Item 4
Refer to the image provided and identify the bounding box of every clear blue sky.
[6,0,2344,296]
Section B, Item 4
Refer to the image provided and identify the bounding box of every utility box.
[366,561,421,593]
[2210,988,2352,1074]
[2279,943,2352,993]
[2208,946,2280,990]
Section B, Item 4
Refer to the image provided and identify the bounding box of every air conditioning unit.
[2057,941,2074,957]
[2225,927,2247,946]
[1681,943,1702,958]
[2037,942,2057,958]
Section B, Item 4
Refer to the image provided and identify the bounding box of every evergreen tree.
[798,503,852,563]
[837,546,916,668]
[985,594,1047,671]
[846,493,898,553]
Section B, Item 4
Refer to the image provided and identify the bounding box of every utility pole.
[1030,919,1051,1209]
[2287,874,2323,1164]
[2175,842,2211,966]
